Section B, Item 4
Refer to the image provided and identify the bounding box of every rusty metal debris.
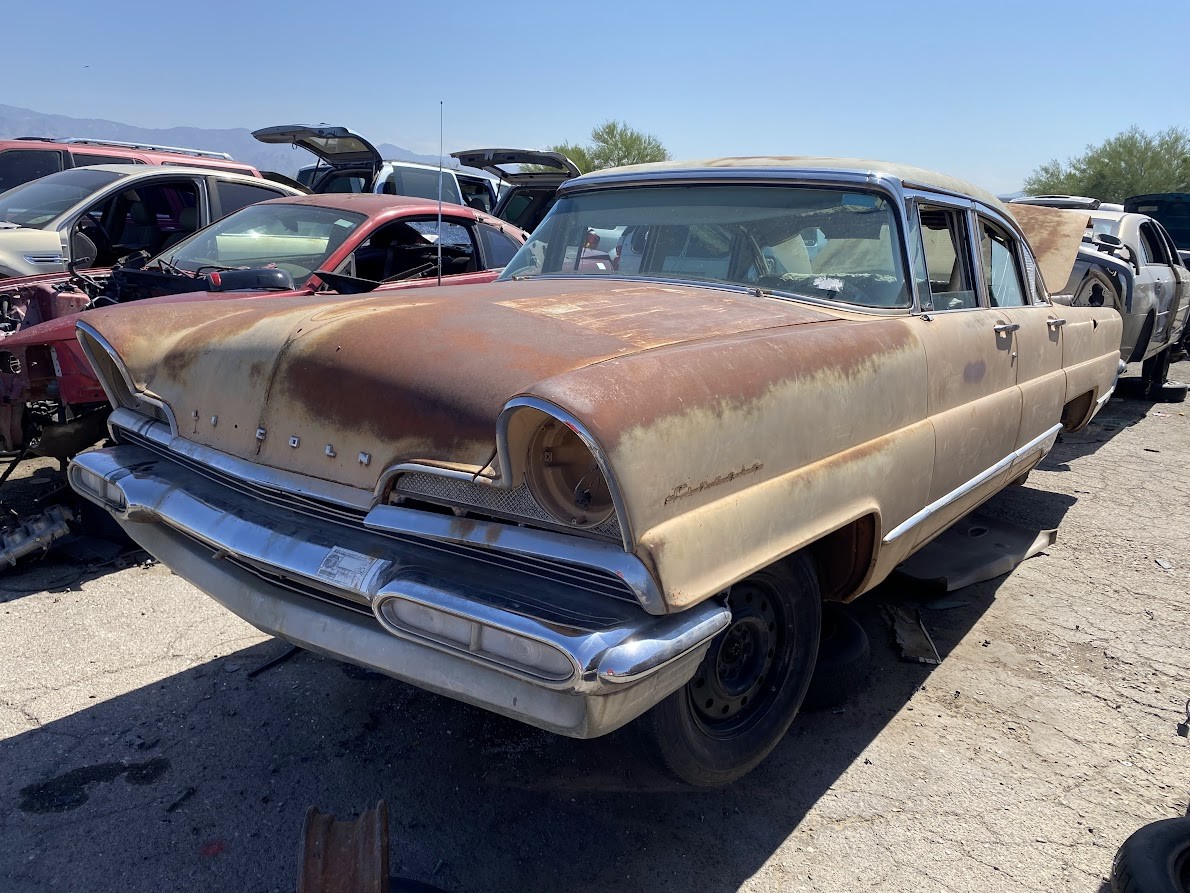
[886,605,941,665]
[298,800,390,893]
[0,504,74,568]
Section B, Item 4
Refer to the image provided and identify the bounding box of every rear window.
[380,166,462,205]
[0,148,64,192]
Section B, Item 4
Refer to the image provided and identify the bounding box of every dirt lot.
[1,365,1187,893]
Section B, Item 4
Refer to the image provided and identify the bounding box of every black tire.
[1144,346,1174,399]
[1111,817,1190,893]
[802,603,871,711]
[636,554,821,786]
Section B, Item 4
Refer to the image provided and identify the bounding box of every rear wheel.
[637,555,821,786]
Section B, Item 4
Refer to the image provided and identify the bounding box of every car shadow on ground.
[0,487,1079,893]
[1041,392,1172,471]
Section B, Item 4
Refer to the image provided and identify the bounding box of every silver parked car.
[1011,196,1189,398]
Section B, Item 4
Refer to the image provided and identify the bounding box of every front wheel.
[636,554,821,786]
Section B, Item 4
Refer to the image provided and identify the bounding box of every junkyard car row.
[47,154,1137,785]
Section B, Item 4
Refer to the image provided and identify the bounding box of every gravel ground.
[0,364,1187,893]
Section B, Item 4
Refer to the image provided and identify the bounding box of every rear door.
[1137,220,1178,346]
[907,197,1021,547]
[977,212,1066,453]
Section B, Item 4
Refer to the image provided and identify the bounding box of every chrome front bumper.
[69,444,729,738]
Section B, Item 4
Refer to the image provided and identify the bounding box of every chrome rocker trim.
[68,445,729,738]
[882,423,1063,545]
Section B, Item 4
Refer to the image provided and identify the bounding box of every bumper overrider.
[68,425,730,738]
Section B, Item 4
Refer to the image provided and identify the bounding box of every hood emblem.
[325,445,337,458]
[256,427,267,441]
[210,415,218,427]
[358,452,371,466]
[289,436,300,449]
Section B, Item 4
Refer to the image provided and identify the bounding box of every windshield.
[156,202,365,286]
[499,184,910,308]
[0,168,123,229]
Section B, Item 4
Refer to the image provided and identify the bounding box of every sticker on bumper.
[316,547,389,592]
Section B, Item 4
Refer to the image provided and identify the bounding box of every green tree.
[1023,126,1190,202]
[548,120,670,174]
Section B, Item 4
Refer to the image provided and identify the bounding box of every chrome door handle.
[1047,318,1067,328]
[994,323,1020,333]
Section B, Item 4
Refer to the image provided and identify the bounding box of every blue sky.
[9,0,1189,193]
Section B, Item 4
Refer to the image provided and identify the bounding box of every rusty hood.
[1006,203,1091,294]
[81,279,837,489]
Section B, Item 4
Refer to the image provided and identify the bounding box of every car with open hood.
[0,164,303,279]
[67,157,1122,785]
[0,192,526,457]
[1011,197,1189,398]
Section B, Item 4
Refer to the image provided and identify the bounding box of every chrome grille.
[114,424,642,607]
[395,472,623,541]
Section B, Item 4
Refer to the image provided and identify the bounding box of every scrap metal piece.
[895,511,1057,592]
[0,504,74,569]
[298,800,389,893]
[886,605,941,665]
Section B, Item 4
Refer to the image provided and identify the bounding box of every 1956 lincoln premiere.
[67,158,1123,785]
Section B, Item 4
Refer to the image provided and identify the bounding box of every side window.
[915,204,977,311]
[73,153,143,167]
[216,180,286,217]
[89,180,199,264]
[478,223,521,268]
[979,218,1027,308]
[1138,223,1169,266]
[0,149,64,191]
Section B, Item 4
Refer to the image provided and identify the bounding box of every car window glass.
[0,149,64,191]
[94,180,200,263]
[503,185,909,308]
[217,181,287,217]
[74,153,141,167]
[321,173,367,194]
[915,204,976,311]
[380,167,463,205]
[1138,224,1168,266]
[478,224,520,267]
[979,219,1027,307]
[161,203,365,287]
[0,168,123,228]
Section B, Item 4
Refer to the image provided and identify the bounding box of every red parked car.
[0,192,527,457]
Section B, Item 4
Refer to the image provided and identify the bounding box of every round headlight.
[525,419,614,528]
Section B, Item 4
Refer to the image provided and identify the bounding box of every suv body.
[0,164,301,278]
[0,137,260,193]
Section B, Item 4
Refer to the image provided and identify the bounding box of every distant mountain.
[0,105,448,175]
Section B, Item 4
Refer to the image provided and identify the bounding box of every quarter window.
[478,224,521,267]
[916,204,977,311]
[979,219,1027,307]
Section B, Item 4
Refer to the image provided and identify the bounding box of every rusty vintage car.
[66,158,1123,785]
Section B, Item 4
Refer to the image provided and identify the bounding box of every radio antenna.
[437,100,443,286]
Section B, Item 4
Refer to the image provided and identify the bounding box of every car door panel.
[913,309,1021,549]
